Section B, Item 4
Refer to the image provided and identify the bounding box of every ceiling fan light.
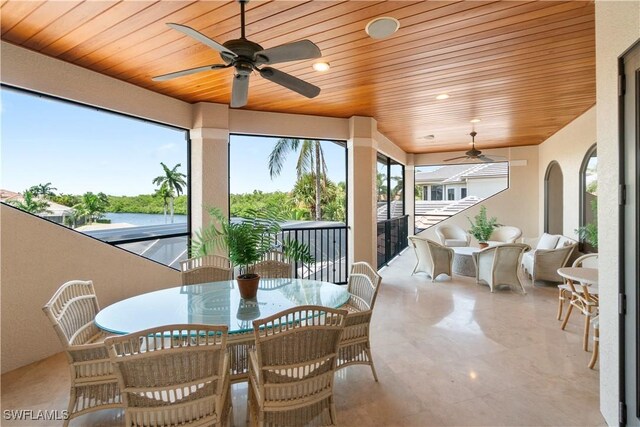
[435,94,449,100]
[312,62,330,72]
[365,17,400,39]
[470,118,481,123]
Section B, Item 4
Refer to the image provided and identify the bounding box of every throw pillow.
[537,233,560,250]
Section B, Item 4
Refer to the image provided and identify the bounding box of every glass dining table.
[95,278,350,381]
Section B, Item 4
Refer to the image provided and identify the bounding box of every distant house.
[0,189,74,225]
[414,162,508,201]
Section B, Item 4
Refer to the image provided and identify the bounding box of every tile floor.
[1,249,605,426]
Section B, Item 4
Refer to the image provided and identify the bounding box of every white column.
[347,116,378,266]
[190,103,230,234]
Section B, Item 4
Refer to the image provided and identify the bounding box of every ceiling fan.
[152,0,322,108]
[444,131,505,163]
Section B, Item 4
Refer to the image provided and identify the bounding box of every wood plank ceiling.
[0,0,595,154]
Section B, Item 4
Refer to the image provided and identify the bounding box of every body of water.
[104,212,187,226]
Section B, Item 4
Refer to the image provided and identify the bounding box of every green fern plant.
[575,199,598,247]
[467,205,499,242]
[191,206,313,278]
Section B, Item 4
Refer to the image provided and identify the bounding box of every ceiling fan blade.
[444,155,469,162]
[152,64,229,81]
[230,74,250,108]
[254,40,321,65]
[259,67,320,98]
[478,154,507,162]
[167,23,237,58]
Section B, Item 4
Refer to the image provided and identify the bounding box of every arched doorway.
[544,161,563,234]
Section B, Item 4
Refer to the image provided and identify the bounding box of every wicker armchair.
[435,224,470,247]
[248,305,347,427]
[337,264,382,381]
[474,243,531,294]
[105,324,231,427]
[180,255,233,285]
[522,241,577,284]
[42,280,121,426]
[488,226,522,244]
[408,236,454,281]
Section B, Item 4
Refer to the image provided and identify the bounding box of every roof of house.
[415,162,509,184]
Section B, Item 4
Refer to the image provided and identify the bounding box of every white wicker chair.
[180,255,233,285]
[557,253,598,321]
[42,280,122,426]
[105,324,231,427]
[522,242,577,284]
[248,305,347,427]
[435,224,470,247]
[408,236,454,282]
[488,226,522,244]
[337,262,382,381]
[474,243,531,294]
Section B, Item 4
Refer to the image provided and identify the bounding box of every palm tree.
[28,182,57,199]
[73,192,108,224]
[8,189,52,215]
[152,162,187,223]
[268,139,327,221]
[154,183,173,223]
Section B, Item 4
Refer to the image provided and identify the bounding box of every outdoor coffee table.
[452,246,480,277]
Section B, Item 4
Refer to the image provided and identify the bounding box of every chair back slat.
[181,266,232,285]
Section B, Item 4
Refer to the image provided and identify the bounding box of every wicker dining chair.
[181,255,233,285]
[105,324,231,427]
[42,280,122,427]
[337,262,382,381]
[557,253,598,321]
[248,251,294,279]
[248,305,347,427]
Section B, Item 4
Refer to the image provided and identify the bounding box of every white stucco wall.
[0,205,181,373]
[537,106,597,237]
[595,1,640,425]
[467,177,508,199]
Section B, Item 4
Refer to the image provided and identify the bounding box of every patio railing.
[377,215,409,268]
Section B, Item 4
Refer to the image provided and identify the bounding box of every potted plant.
[575,199,598,250]
[467,205,499,248]
[191,207,313,299]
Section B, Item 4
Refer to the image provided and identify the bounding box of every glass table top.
[95,278,350,335]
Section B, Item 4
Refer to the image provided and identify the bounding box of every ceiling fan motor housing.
[222,39,263,63]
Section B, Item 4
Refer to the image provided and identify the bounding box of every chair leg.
[583,309,591,352]
[561,303,574,330]
[589,325,599,369]
[365,348,379,382]
[557,289,565,320]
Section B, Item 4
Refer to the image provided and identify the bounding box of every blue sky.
[1,88,346,196]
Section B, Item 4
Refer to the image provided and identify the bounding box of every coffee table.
[452,247,480,277]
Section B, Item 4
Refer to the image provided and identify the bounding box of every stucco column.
[190,103,230,234]
[405,155,415,236]
[347,116,377,266]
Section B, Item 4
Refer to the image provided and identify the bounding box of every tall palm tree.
[152,162,186,223]
[73,192,108,224]
[8,189,51,215]
[29,182,57,199]
[268,139,327,221]
[154,183,173,223]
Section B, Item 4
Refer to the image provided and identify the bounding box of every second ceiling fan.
[152,0,322,108]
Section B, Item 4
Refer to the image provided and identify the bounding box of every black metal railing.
[377,215,409,268]
[275,223,348,285]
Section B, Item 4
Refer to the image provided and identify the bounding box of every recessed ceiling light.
[312,62,330,72]
[470,118,481,123]
[365,17,400,39]
[436,94,450,100]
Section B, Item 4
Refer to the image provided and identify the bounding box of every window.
[0,86,189,268]
[414,162,509,232]
[376,153,406,268]
[229,134,348,283]
[431,185,444,201]
[579,144,597,251]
